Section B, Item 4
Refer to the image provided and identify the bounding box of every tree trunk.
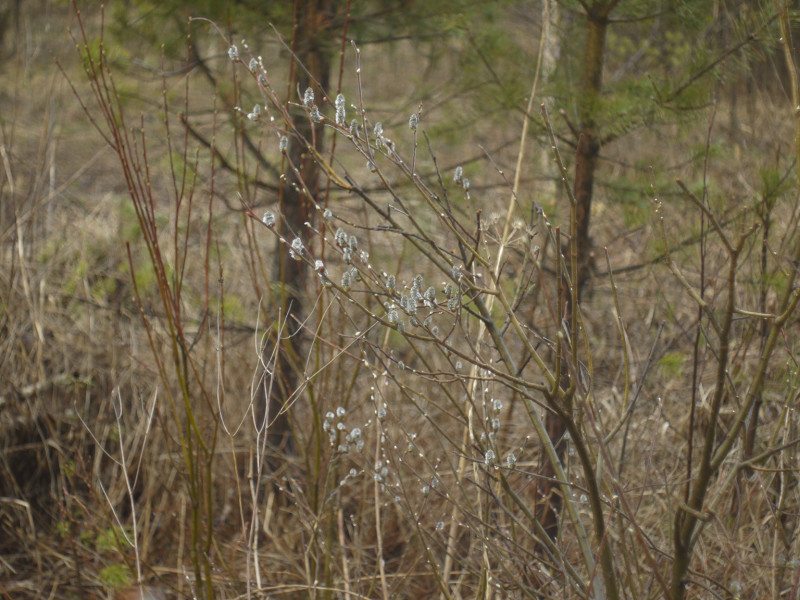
[539,0,610,547]
[574,7,608,291]
[262,0,333,464]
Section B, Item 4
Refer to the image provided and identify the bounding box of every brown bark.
[539,0,611,546]
[261,0,333,463]
[574,7,608,292]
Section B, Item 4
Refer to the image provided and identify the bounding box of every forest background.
[2,1,800,599]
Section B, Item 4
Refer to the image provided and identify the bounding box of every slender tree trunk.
[262,0,332,462]
[574,7,608,291]
[539,0,610,548]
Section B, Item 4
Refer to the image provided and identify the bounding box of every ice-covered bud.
[408,113,418,130]
[303,87,314,107]
[262,210,276,227]
[228,45,238,61]
[453,165,463,183]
